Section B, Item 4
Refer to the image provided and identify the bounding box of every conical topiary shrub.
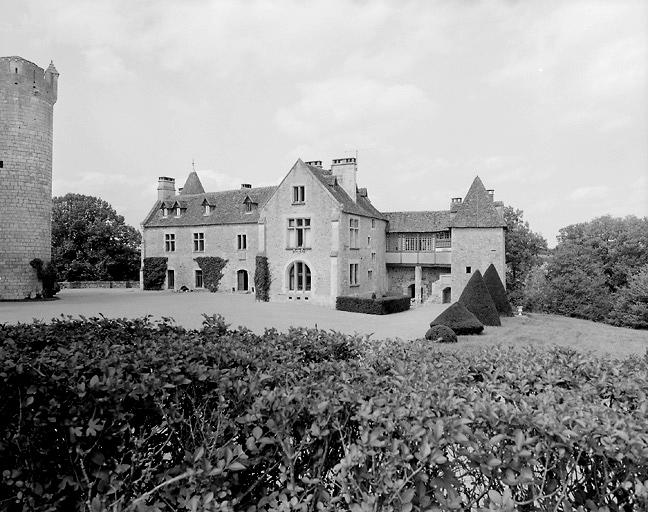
[483,264,513,317]
[430,301,484,335]
[458,270,501,326]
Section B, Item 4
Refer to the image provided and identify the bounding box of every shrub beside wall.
[336,295,410,314]
[194,256,227,292]
[29,258,60,298]
[142,257,167,290]
[254,255,271,301]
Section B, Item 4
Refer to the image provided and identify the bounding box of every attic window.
[203,204,211,215]
[175,207,181,217]
[466,266,472,274]
[162,207,169,218]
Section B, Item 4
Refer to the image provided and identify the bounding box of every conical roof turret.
[451,176,505,228]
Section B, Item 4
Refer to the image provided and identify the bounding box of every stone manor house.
[141,158,506,306]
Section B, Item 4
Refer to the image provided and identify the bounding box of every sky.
[2,0,647,246]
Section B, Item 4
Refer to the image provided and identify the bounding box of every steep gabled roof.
[383,210,451,233]
[179,171,205,195]
[303,161,386,220]
[142,185,276,227]
[450,176,506,228]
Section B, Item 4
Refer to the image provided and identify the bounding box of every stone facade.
[0,56,58,300]
[142,162,507,307]
[450,227,505,301]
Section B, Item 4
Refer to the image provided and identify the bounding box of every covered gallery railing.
[387,232,451,252]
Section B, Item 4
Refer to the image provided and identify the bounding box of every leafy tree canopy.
[52,193,141,281]
[503,206,548,301]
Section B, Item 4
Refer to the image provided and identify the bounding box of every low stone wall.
[59,281,139,289]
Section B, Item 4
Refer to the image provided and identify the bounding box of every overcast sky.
[3,0,646,245]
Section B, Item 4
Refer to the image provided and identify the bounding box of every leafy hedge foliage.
[484,264,513,317]
[459,270,501,326]
[336,295,410,315]
[142,257,167,290]
[424,324,457,343]
[1,318,647,511]
[607,265,648,329]
[194,257,228,292]
[254,255,271,302]
[431,301,484,335]
[28,258,60,298]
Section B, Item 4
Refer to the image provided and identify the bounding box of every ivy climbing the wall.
[142,257,167,290]
[254,255,271,301]
[194,257,228,292]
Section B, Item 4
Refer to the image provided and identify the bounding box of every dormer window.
[175,207,181,217]
[203,204,211,215]
[243,196,257,213]
[162,207,169,218]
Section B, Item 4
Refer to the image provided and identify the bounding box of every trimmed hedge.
[336,295,410,314]
[142,257,167,290]
[425,324,457,343]
[459,269,501,326]
[484,263,514,316]
[1,318,647,510]
[430,301,484,335]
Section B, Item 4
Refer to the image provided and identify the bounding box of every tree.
[537,215,648,323]
[52,194,141,281]
[503,206,548,303]
[607,264,648,329]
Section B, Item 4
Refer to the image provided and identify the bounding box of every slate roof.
[179,171,205,195]
[302,161,386,220]
[383,210,452,233]
[142,186,277,227]
[450,176,506,228]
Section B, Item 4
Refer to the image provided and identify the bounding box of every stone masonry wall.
[450,227,505,301]
[0,57,57,299]
[142,223,259,292]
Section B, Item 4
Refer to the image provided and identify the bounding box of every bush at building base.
[336,295,410,314]
[29,258,60,298]
[142,257,167,290]
[425,324,458,343]
[430,301,484,335]
[194,256,228,292]
[483,263,514,316]
[458,270,501,326]
[1,317,647,510]
[254,255,271,301]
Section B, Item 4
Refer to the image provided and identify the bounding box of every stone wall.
[0,57,57,299]
[59,281,139,289]
[142,223,258,292]
[450,227,505,301]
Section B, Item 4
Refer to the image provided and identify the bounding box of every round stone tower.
[0,56,59,299]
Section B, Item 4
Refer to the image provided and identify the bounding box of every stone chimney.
[158,176,176,200]
[331,157,357,202]
[241,183,252,189]
[305,160,323,168]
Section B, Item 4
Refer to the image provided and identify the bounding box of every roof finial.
[192,158,196,172]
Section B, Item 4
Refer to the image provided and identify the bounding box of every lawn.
[1,288,647,356]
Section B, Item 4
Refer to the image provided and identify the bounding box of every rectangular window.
[193,232,205,252]
[175,207,181,217]
[203,204,211,215]
[466,266,472,274]
[195,270,203,288]
[367,236,371,246]
[349,218,359,248]
[162,207,168,218]
[371,251,376,263]
[368,269,373,280]
[164,233,175,252]
[371,219,375,229]
[350,263,359,286]
[292,185,305,204]
[237,234,247,250]
[287,218,311,248]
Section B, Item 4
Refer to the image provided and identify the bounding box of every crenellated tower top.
[0,56,59,105]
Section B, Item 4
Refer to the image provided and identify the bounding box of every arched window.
[288,261,311,291]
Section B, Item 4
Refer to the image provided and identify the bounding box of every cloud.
[275,78,435,137]
[568,185,609,201]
